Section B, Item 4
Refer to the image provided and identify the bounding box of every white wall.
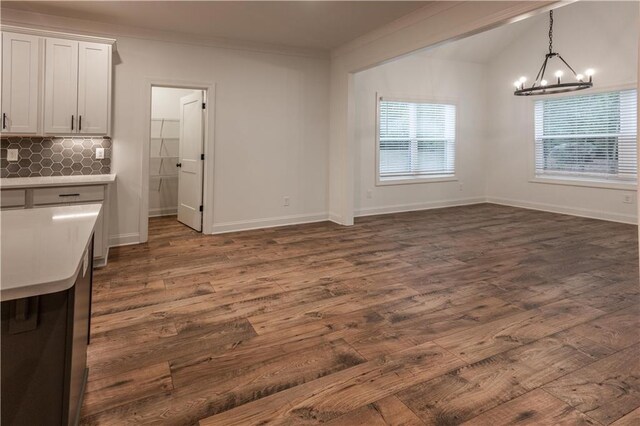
[151,87,198,120]
[328,1,556,225]
[353,53,487,216]
[1,10,331,243]
[485,1,639,224]
[351,1,638,224]
[115,38,329,239]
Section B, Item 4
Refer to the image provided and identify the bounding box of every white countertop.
[0,174,116,189]
[1,204,101,301]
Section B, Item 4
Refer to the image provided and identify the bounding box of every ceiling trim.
[0,7,330,60]
[1,24,117,48]
[332,1,459,59]
[337,0,564,73]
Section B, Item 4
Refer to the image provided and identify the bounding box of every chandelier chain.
[548,10,553,54]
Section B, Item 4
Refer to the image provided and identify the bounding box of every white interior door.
[177,91,204,231]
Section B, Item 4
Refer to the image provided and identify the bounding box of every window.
[378,98,456,182]
[534,89,637,183]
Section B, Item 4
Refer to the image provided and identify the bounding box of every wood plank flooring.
[79,204,640,425]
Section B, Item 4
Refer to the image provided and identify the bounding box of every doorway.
[147,86,206,236]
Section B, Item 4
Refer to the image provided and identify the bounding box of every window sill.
[377,175,457,186]
[530,176,637,191]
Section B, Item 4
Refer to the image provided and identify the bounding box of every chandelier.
[514,10,593,96]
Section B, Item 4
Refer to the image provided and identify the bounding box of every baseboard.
[93,248,109,268]
[486,197,637,225]
[211,212,329,234]
[328,212,343,225]
[109,232,141,247]
[110,199,636,244]
[149,207,177,217]
[354,197,486,217]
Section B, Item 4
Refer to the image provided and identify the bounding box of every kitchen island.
[1,203,100,425]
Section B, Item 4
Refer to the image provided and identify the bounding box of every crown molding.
[1,24,117,48]
[0,7,329,60]
[331,1,564,72]
[331,1,460,60]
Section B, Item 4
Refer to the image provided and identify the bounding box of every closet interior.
[148,87,199,219]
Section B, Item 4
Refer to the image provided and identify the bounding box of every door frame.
[139,78,215,243]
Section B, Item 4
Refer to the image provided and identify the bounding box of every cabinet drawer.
[1,189,26,208]
[33,185,104,205]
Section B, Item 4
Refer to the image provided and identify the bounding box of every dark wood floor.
[79,204,640,425]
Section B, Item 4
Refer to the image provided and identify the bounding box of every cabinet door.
[1,32,40,134]
[77,42,110,135]
[44,38,78,134]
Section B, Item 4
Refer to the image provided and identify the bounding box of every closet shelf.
[151,118,180,139]
[150,118,179,194]
[149,174,178,179]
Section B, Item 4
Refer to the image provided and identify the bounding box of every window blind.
[534,89,637,182]
[379,99,456,179]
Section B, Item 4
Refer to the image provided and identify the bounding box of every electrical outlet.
[95,147,105,159]
[459,182,464,191]
[366,189,373,199]
[7,149,18,162]
[283,196,290,207]
[623,194,633,204]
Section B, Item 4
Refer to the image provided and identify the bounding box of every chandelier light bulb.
[584,69,595,83]
[576,74,584,81]
[514,80,521,89]
[554,70,563,84]
[541,79,548,86]
[519,76,527,83]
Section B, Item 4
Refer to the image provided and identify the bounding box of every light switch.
[7,149,18,162]
[95,147,105,159]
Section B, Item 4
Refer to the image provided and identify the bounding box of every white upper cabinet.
[0,27,114,136]
[44,37,78,134]
[77,42,111,135]
[1,32,41,134]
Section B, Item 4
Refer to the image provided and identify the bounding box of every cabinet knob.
[176,163,182,168]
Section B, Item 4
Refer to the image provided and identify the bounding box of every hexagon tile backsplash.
[1,137,111,178]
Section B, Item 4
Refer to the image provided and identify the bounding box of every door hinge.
[202,102,206,109]
[201,154,205,160]
[199,205,203,212]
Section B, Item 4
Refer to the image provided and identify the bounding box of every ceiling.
[1,1,431,51]
[418,14,540,64]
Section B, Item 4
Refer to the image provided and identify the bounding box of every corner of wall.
[109,233,141,247]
